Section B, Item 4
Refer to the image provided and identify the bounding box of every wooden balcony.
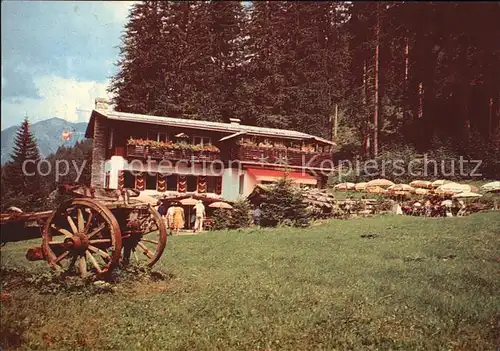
[126,145,221,162]
[231,145,333,168]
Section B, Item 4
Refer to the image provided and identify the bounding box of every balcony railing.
[127,145,220,162]
[231,145,333,168]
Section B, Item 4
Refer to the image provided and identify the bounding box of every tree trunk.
[373,3,380,157]
[489,96,493,137]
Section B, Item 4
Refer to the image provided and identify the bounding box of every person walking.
[193,200,206,233]
[166,203,175,230]
[171,202,185,234]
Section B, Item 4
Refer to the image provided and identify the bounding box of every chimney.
[229,118,241,125]
[95,97,110,111]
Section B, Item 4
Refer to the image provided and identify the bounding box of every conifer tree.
[259,178,310,228]
[1,118,48,211]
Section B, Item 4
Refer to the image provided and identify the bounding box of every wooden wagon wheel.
[42,198,122,277]
[121,205,167,268]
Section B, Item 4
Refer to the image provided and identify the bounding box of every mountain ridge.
[1,118,88,164]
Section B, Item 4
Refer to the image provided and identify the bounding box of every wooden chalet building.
[85,98,337,201]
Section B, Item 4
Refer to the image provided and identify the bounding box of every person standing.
[253,206,262,226]
[157,200,166,217]
[172,202,185,234]
[166,203,175,230]
[194,200,206,233]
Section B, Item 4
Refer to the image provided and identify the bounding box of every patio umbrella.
[459,184,479,193]
[482,181,500,191]
[388,184,415,192]
[451,191,482,199]
[441,199,453,207]
[366,179,395,188]
[410,180,432,189]
[366,185,387,194]
[334,182,356,191]
[431,179,451,188]
[355,182,368,191]
[180,197,198,206]
[435,182,465,194]
[414,188,430,195]
[209,201,233,209]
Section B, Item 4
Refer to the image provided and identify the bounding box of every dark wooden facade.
[105,120,335,169]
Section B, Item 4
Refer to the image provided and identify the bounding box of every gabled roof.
[85,109,336,146]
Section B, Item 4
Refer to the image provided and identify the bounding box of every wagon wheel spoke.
[84,212,94,234]
[89,238,111,244]
[87,223,106,239]
[140,238,159,245]
[86,250,103,273]
[50,224,73,238]
[77,209,85,233]
[66,254,78,272]
[137,242,154,259]
[88,245,110,261]
[67,215,78,234]
[78,255,88,277]
[54,250,70,264]
[55,254,78,273]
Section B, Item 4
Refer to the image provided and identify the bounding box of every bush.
[211,199,253,230]
[212,209,233,230]
[259,178,311,228]
[230,199,253,228]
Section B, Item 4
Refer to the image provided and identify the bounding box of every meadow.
[1,212,500,350]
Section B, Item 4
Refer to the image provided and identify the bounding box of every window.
[166,175,177,191]
[158,132,168,142]
[239,174,244,194]
[187,176,197,192]
[105,172,110,188]
[147,131,157,141]
[108,129,114,149]
[147,131,168,142]
[206,176,217,193]
[123,171,135,189]
[146,173,157,190]
[193,136,211,146]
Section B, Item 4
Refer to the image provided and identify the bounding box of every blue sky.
[1,1,135,130]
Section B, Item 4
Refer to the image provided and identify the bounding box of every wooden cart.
[0,185,167,278]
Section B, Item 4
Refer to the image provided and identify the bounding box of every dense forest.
[110,1,500,166]
[2,2,499,212]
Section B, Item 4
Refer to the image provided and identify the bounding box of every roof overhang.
[85,109,336,145]
[219,131,247,142]
[246,168,318,185]
[308,136,337,146]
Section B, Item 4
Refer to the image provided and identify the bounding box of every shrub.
[211,209,233,230]
[230,199,253,228]
[211,199,253,230]
[259,178,311,228]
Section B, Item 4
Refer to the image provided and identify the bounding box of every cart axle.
[26,246,45,261]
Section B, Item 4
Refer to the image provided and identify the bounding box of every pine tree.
[110,1,164,115]
[259,178,310,228]
[183,1,246,122]
[1,118,48,211]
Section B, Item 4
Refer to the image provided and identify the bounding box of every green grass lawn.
[1,212,500,350]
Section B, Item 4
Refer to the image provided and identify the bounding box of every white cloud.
[1,75,111,129]
[102,1,137,22]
